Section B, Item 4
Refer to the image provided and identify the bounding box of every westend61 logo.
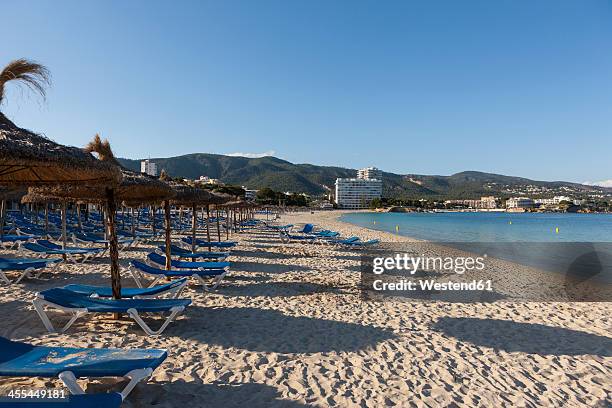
[372,254,487,275]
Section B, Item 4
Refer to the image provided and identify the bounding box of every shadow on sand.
[219,281,349,298]
[181,306,395,353]
[231,249,314,260]
[432,317,612,356]
[121,380,317,408]
[231,261,314,274]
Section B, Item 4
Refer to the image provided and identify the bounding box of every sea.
[340,211,612,242]
[341,211,612,286]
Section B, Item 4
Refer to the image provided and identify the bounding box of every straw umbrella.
[170,184,216,256]
[0,60,121,244]
[29,155,175,299]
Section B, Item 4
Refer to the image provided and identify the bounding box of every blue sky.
[1,0,611,185]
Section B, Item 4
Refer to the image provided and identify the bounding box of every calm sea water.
[340,212,612,242]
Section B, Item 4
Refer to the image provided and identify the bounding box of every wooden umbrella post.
[61,201,67,249]
[44,203,49,235]
[164,200,172,270]
[206,204,211,251]
[191,204,196,253]
[105,187,122,312]
[226,208,230,240]
[216,207,221,242]
[0,200,5,240]
[76,204,82,231]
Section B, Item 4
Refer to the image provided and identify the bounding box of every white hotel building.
[140,159,158,176]
[335,167,383,209]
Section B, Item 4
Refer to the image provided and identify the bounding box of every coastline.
[0,210,610,406]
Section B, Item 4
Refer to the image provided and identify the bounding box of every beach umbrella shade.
[170,183,217,257]
[29,135,173,300]
[0,60,121,242]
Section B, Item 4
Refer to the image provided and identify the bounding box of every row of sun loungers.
[278,224,380,248]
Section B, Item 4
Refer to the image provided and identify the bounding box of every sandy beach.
[0,210,610,407]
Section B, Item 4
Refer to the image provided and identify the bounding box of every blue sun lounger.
[72,232,137,251]
[264,223,293,231]
[22,242,102,263]
[181,237,237,248]
[0,392,122,408]
[339,238,380,248]
[33,288,191,336]
[147,252,230,270]
[0,336,166,400]
[0,257,61,284]
[0,234,35,249]
[158,244,229,260]
[129,260,228,291]
[62,278,188,299]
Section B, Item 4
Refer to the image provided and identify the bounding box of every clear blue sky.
[1,0,611,184]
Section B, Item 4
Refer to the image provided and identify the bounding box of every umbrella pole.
[76,204,82,231]
[216,208,221,242]
[131,207,136,238]
[151,205,156,237]
[226,208,230,240]
[105,188,121,309]
[164,200,172,270]
[44,203,49,235]
[0,200,5,240]
[191,204,196,253]
[61,202,67,249]
[206,204,211,251]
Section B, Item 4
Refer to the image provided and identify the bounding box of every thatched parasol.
[26,138,174,301]
[0,60,121,186]
[169,183,217,256]
[0,59,121,242]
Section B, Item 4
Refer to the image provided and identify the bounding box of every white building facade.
[506,197,535,209]
[357,167,382,180]
[335,178,383,209]
[140,159,158,176]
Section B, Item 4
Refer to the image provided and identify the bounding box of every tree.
[369,197,383,209]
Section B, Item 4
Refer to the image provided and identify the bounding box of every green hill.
[118,154,610,200]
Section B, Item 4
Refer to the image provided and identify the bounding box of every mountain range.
[118,154,611,200]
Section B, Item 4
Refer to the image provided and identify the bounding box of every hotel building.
[506,197,535,209]
[357,166,383,180]
[335,167,383,209]
[140,159,158,176]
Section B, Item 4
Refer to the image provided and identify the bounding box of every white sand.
[0,210,610,407]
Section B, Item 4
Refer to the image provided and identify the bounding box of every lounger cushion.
[63,278,187,298]
[0,337,166,377]
[39,288,191,313]
[131,261,225,277]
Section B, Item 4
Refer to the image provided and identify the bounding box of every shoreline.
[0,210,610,407]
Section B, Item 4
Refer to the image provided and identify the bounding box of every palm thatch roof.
[170,183,218,206]
[26,169,175,204]
[0,60,121,186]
[21,190,66,204]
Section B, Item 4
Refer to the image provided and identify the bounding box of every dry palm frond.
[159,169,172,181]
[84,134,120,165]
[0,59,50,105]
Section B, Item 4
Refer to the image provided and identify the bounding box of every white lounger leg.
[58,371,85,394]
[0,271,10,284]
[127,266,145,288]
[195,269,228,291]
[32,297,87,333]
[120,368,153,400]
[13,267,37,284]
[127,306,185,336]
